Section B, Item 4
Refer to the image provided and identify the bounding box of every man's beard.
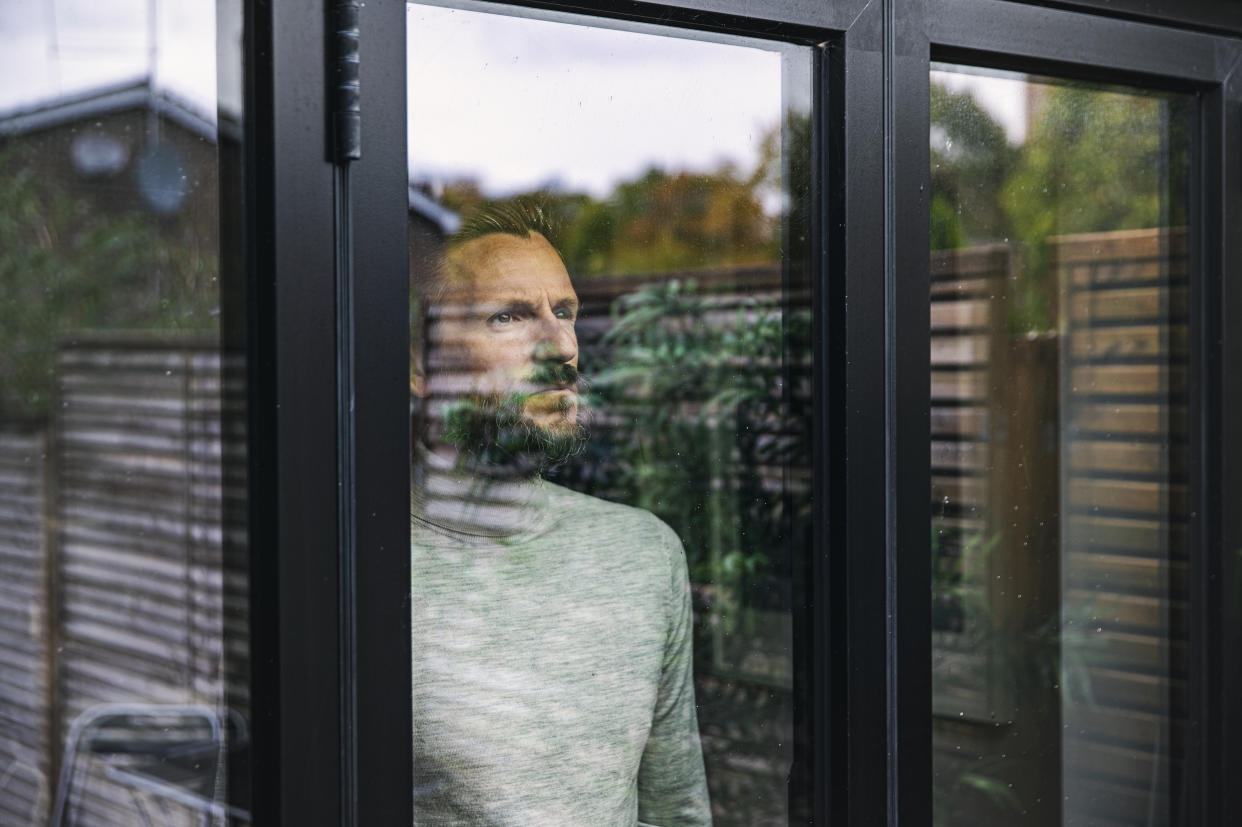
[438,366,589,477]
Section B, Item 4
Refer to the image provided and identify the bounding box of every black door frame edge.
[427,0,866,39]
[1200,43,1242,827]
[1016,0,1242,39]
[245,0,342,824]
[351,0,415,824]
[891,0,933,823]
[927,0,1233,85]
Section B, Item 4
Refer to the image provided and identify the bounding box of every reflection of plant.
[931,522,1035,826]
[553,279,811,606]
[933,767,1023,827]
[932,79,1189,335]
[930,82,1018,251]
[931,522,999,636]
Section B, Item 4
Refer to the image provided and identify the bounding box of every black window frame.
[240,0,1242,823]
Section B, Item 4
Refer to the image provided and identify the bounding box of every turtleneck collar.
[411,443,557,542]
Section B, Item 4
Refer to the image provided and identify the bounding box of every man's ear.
[410,358,428,398]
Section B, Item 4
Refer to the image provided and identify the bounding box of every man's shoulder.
[542,481,683,553]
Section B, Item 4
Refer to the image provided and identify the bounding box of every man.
[409,200,712,825]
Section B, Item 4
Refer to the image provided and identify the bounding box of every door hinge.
[331,0,361,162]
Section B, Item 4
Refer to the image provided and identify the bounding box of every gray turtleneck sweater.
[411,453,711,826]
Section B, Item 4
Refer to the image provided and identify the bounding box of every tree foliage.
[932,79,1188,332]
[436,119,796,277]
[0,148,217,419]
[930,82,1018,250]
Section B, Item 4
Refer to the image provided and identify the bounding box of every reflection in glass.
[408,4,812,823]
[0,1,246,823]
[929,65,1189,826]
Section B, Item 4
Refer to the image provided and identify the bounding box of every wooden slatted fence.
[1059,227,1187,827]
[931,228,1189,827]
[49,337,235,826]
[0,424,53,825]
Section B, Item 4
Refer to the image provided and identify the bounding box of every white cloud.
[407,3,792,196]
[0,0,219,116]
[2,0,801,194]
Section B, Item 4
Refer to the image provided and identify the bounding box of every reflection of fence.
[929,243,1009,719]
[931,229,1188,827]
[0,424,52,824]
[2,241,1187,822]
[1059,227,1187,827]
[0,335,243,825]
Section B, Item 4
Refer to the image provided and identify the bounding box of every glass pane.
[929,65,1190,826]
[408,3,813,823]
[0,1,248,823]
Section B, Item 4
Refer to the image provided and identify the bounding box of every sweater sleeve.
[636,524,712,826]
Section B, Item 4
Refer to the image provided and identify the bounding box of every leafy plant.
[554,278,811,609]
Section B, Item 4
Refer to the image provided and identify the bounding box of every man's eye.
[491,312,513,324]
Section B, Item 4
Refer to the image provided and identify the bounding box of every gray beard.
[437,391,589,478]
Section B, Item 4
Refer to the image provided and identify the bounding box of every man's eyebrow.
[477,297,579,316]
[479,298,540,316]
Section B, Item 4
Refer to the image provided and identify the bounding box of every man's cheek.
[475,364,530,394]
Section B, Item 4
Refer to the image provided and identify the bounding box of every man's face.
[427,231,581,433]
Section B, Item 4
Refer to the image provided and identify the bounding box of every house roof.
[2,78,464,224]
[0,78,232,142]
[408,184,462,236]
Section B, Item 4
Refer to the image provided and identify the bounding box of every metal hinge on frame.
[331,0,361,162]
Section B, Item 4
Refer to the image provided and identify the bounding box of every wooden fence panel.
[0,425,53,826]
[51,337,235,827]
[1058,227,1188,827]
[930,229,1189,827]
[928,244,1009,721]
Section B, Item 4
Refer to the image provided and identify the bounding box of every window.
[0,0,247,823]
[405,5,813,822]
[5,0,1236,824]
[929,65,1192,825]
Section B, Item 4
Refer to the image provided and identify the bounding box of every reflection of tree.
[0,150,217,419]
[436,126,786,277]
[932,79,1188,333]
[1002,86,1188,331]
[930,82,1018,251]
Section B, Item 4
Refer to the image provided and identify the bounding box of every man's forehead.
[443,231,576,298]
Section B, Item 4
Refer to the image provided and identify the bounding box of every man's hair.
[412,195,561,307]
[450,197,559,251]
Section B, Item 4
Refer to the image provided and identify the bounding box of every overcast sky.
[933,64,1029,144]
[0,0,240,117]
[406,3,794,197]
[0,0,1028,195]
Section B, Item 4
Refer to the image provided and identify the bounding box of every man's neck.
[411,440,553,540]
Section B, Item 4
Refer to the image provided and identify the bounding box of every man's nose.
[532,314,577,363]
